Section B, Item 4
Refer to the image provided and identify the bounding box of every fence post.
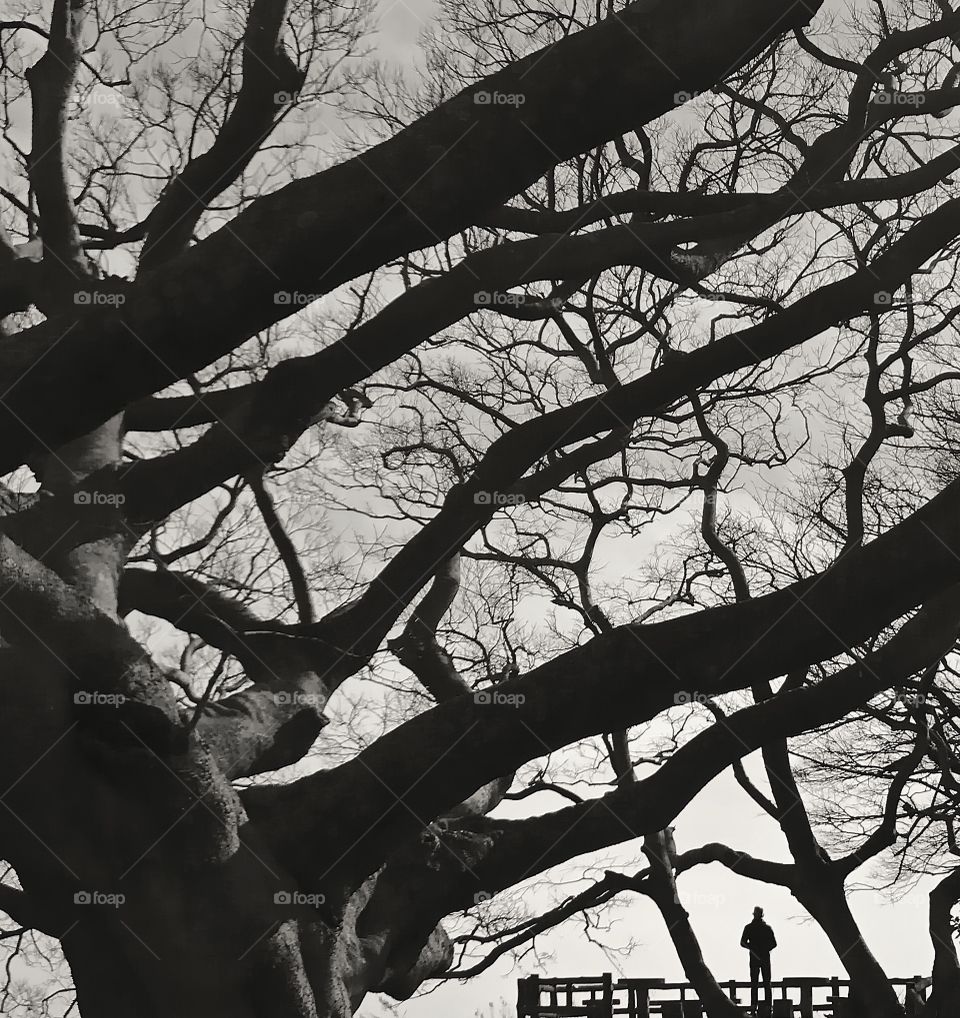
[517,976,538,1018]
[798,983,813,1018]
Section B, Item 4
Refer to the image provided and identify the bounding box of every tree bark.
[795,873,904,1018]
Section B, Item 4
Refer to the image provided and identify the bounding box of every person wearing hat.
[740,906,777,1015]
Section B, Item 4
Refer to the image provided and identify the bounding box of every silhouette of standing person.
[741,906,777,1015]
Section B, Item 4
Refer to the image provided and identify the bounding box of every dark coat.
[740,918,777,955]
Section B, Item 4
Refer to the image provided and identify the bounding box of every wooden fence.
[516,974,928,1017]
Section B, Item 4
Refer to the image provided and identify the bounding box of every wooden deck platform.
[516,974,927,1017]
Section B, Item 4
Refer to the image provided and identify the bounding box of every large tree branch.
[388,556,515,819]
[0,536,177,718]
[123,131,953,435]
[118,566,338,778]
[834,728,930,877]
[392,588,960,930]
[8,173,935,606]
[640,833,742,1018]
[242,482,960,893]
[306,197,960,660]
[24,0,90,289]
[278,586,959,972]
[119,566,264,651]
[111,140,960,529]
[0,882,55,936]
[0,537,242,859]
[138,0,303,271]
[927,867,960,1010]
[675,844,796,888]
[24,1,85,252]
[388,556,469,704]
[247,471,315,624]
[0,0,822,470]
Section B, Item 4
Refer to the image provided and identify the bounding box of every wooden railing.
[516,974,928,1017]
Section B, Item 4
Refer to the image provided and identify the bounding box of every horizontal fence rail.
[516,974,929,1017]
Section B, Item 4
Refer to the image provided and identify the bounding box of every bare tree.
[6,1,960,1016]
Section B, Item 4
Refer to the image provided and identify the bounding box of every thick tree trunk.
[653,896,742,1018]
[0,644,321,1017]
[61,922,260,1018]
[923,869,960,1017]
[51,866,437,1018]
[14,825,337,1018]
[643,835,741,1018]
[33,413,127,614]
[796,875,903,1018]
[0,647,446,1018]
[59,914,330,1018]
